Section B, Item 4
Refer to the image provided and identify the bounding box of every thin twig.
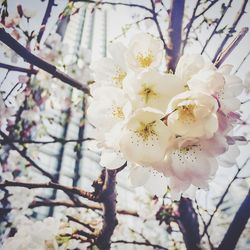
[234,48,250,73]
[37,0,56,43]
[213,0,249,62]
[0,180,98,201]
[201,0,233,54]
[0,62,38,74]
[182,0,201,54]
[0,130,54,180]
[111,240,168,250]
[213,27,248,67]
[74,0,153,12]
[201,158,250,238]
[0,28,90,94]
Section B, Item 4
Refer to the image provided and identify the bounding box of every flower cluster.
[87,33,244,199]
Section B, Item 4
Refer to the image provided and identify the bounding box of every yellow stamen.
[138,84,157,103]
[136,51,153,68]
[177,104,196,123]
[112,69,127,88]
[112,106,124,119]
[135,121,157,141]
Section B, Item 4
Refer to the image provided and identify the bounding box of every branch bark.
[213,0,249,62]
[0,28,90,94]
[96,169,118,250]
[37,0,56,43]
[166,0,185,71]
[177,198,201,250]
[0,180,97,201]
[213,27,248,68]
[0,62,38,74]
[217,190,250,250]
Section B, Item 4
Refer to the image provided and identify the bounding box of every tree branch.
[0,62,38,74]
[37,0,56,43]
[177,198,201,250]
[0,28,90,94]
[213,0,249,62]
[96,169,118,250]
[201,158,250,238]
[182,0,201,54]
[201,0,233,54]
[166,0,185,71]
[74,0,152,12]
[29,198,139,217]
[217,190,250,250]
[0,130,54,180]
[0,180,98,201]
[213,27,248,67]
[112,240,168,250]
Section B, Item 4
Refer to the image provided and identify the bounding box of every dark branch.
[73,0,152,12]
[96,169,118,250]
[166,0,185,71]
[0,180,98,201]
[201,158,250,238]
[37,0,56,43]
[182,0,201,54]
[0,62,38,74]
[177,198,200,250]
[213,0,248,62]
[213,27,248,67]
[29,199,139,217]
[201,0,233,54]
[0,28,90,94]
[217,190,250,250]
[112,240,168,250]
[0,130,54,180]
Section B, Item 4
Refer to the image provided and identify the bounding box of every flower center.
[138,84,157,103]
[112,68,127,88]
[136,51,153,68]
[177,104,196,124]
[112,106,124,119]
[134,121,157,141]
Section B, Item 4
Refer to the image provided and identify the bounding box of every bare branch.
[29,198,139,217]
[235,48,250,73]
[166,0,185,71]
[182,0,201,54]
[213,27,248,67]
[217,190,250,250]
[201,158,250,238]
[195,0,220,19]
[0,180,98,201]
[213,0,249,62]
[112,240,168,250]
[0,28,90,94]
[96,169,118,249]
[0,62,38,74]
[0,130,54,180]
[177,198,200,250]
[37,0,57,43]
[73,0,153,12]
[201,0,233,54]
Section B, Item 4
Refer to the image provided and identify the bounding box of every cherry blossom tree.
[0,0,249,250]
